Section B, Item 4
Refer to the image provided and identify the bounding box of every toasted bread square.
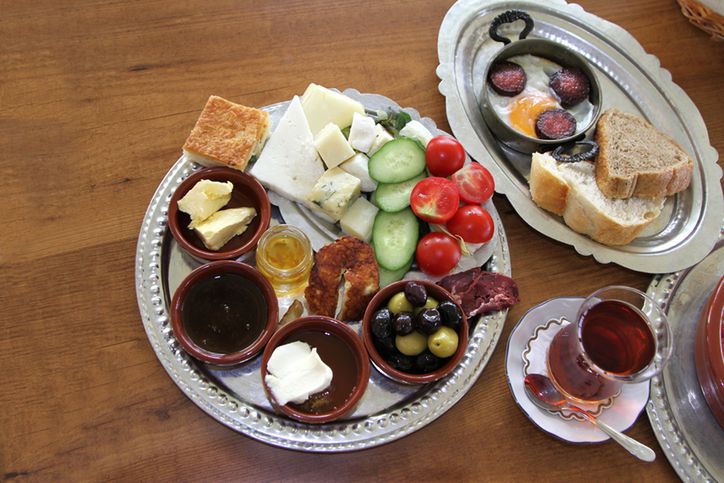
[183,95,269,171]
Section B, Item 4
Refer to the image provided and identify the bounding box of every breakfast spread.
[177,179,233,228]
[255,224,314,296]
[265,341,333,406]
[487,55,595,140]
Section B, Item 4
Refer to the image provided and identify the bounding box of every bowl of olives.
[361,280,468,384]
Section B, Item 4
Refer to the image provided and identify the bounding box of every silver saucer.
[437,0,723,273]
[136,89,512,452]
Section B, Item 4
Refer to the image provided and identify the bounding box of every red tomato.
[451,163,495,204]
[426,136,466,177]
[416,232,462,276]
[446,205,495,244]
[410,177,460,224]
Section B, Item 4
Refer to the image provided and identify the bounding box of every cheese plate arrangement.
[436,0,723,273]
[136,86,517,451]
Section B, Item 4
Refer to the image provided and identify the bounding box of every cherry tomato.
[446,205,495,244]
[416,232,462,276]
[426,136,466,177]
[410,177,460,224]
[451,163,495,204]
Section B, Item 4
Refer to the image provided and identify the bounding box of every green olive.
[395,331,427,356]
[414,296,439,314]
[388,292,414,314]
[428,326,459,358]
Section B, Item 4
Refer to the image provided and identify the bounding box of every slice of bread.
[529,152,664,246]
[595,109,693,199]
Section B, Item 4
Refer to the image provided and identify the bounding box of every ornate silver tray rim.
[436,0,723,274]
[646,230,723,482]
[135,89,512,452]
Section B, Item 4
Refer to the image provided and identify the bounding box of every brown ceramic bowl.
[260,316,370,424]
[170,261,278,366]
[695,276,724,428]
[168,167,271,261]
[362,280,469,384]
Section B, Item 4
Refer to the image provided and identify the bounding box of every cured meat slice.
[437,268,519,318]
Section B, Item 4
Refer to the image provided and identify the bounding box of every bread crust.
[595,109,693,199]
[183,95,269,171]
[529,153,662,246]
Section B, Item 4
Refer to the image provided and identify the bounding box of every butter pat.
[340,153,376,192]
[348,113,376,153]
[368,124,394,155]
[307,168,361,222]
[301,84,365,135]
[194,207,256,250]
[314,123,355,169]
[399,120,434,147]
[177,179,233,228]
[265,341,333,406]
[341,197,379,242]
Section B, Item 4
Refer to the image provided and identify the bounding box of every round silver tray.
[135,89,512,452]
[646,232,723,482]
[436,0,723,274]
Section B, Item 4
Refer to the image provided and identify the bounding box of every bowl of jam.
[168,167,271,261]
[260,316,370,424]
[170,261,278,365]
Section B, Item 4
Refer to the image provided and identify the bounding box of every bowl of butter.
[168,167,271,261]
[260,316,370,424]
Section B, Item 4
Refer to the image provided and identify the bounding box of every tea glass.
[547,286,673,403]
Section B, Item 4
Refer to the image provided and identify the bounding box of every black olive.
[438,301,462,330]
[415,352,440,373]
[374,335,396,356]
[387,353,414,372]
[393,312,414,335]
[415,308,441,335]
[404,282,428,307]
[371,309,393,340]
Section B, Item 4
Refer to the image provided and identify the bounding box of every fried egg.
[489,55,595,138]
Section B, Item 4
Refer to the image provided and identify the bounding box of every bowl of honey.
[255,224,313,296]
[170,261,279,365]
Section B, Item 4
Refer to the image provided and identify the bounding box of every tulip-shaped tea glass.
[547,286,673,403]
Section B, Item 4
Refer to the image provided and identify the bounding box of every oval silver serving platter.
[136,89,512,452]
[437,0,723,273]
[646,231,723,482]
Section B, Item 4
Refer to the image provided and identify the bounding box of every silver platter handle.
[489,10,534,45]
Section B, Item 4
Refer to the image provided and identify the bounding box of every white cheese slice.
[301,83,365,136]
[399,120,434,147]
[265,341,333,406]
[194,207,256,250]
[348,112,376,153]
[368,124,394,155]
[340,197,379,242]
[248,96,325,205]
[177,179,233,228]
[314,123,355,169]
[307,167,361,222]
[340,153,376,192]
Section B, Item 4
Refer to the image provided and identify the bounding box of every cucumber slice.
[372,208,419,271]
[374,173,426,213]
[378,258,413,287]
[368,137,426,184]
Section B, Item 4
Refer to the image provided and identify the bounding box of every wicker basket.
[677,0,724,40]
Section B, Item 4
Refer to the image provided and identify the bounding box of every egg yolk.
[508,93,559,137]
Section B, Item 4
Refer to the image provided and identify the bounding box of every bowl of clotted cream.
[260,316,370,424]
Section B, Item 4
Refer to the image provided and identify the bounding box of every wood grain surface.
[1,0,722,481]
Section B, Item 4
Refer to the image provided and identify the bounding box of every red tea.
[547,300,656,402]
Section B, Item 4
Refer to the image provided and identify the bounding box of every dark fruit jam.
[287,330,358,415]
[581,300,655,375]
[182,273,266,354]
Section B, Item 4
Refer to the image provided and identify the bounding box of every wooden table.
[2,0,722,480]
